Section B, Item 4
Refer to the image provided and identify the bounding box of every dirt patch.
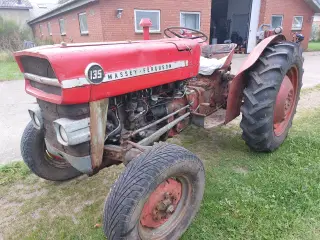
[233,166,249,174]
[298,90,320,110]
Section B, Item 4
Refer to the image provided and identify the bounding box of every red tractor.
[15,22,303,239]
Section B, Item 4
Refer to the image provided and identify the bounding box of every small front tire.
[103,143,205,240]
[21,121,82,181]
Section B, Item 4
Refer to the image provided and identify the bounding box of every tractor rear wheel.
[21,121,82,181]
[103,143,205,240]
[240,41,303,152]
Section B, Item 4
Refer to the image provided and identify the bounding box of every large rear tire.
[240,41,303,152]
[103,143,205,240]
[21,121,82,181]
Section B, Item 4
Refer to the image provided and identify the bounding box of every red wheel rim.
[45,149,70,168]
[140,178,182,228]
[274,66,298,136]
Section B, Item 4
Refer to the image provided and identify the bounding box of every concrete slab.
[0,80,35,164]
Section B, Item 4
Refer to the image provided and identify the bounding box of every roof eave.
[27,0,98,25]
[304,0,320,13]
[0,6,32,10]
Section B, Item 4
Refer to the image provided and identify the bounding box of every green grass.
[308,41,320,51]
[0,161,31,185]
[180,108,320,240]
[0,60,23,81]
[1,106,320,239]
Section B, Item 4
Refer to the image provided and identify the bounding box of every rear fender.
[225,34,286,123]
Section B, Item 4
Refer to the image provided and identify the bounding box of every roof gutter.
[27,0,98,25]
[0,6,32,9]
[304,0,320,13]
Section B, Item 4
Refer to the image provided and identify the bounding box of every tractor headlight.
[28,106,43,130]
[33,114,41,127]
[274,27,283,34]
[53,118,91,146]
[59,125,68,143]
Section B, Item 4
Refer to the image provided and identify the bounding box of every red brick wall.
[259,0,314,49]
[31,0,211,43]
[32,2,104,43]
[99,0,211,41]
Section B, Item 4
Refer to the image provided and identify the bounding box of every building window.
[134,9,160,33]
[39,24,43,35]
[47,22,52,36]
[59,19,66,35]
[292,16,303,30]
[180,12,201,30]
[78,12,89,35]
[271,15,283,29]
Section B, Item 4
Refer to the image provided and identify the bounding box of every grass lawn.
[0,61,23,81]
[308,42,320,51]
[1,94,320,239]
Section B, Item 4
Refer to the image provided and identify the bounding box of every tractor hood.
[15,39,201,104]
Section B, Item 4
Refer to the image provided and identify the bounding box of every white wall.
[247,0,261,53]
[0,9,31,28]
[314,14,320,21]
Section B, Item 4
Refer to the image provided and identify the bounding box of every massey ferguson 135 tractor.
[15,21,303,239]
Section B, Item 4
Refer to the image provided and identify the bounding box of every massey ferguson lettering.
[103,61,188,82]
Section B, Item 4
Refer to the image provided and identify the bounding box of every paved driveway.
[0,52,320,165]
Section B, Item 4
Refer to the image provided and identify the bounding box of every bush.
[311,23,320,41]
[34,38,55,46]
[0,16,33,54]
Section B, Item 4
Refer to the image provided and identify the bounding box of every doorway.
[210,0,260,53]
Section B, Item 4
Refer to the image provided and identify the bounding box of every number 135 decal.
[85,63,105,84]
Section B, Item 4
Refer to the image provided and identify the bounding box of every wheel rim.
[45,149,70,169]
[139,177,191,239]
[274,66,298,136]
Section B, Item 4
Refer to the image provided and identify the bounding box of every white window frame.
[271,15,284,29]
[78,12,89,35]
[47,22,52,36]
[59,18,66,36]
[39,24,43,35]
[134,9,161,33]
[180,11,201,31]
[292,16,304,30]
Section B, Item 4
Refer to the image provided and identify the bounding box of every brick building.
[28,0,211,44]
[28,0,320,52]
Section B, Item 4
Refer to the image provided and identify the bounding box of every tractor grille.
[30,81,62,95]
[20,56,56,78]
[20,56,62,95]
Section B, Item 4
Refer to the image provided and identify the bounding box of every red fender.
[225,34,286,123]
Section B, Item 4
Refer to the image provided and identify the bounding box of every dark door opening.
[210,0,253,52]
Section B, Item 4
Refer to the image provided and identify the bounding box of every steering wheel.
[164,27,208,43]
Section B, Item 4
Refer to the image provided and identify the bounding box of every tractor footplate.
[192,109,226,129]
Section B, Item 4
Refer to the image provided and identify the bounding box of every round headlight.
[274,27,283,34]
[59,126,68,143]
[33,113,41,127]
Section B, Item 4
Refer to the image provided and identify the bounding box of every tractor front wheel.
[240,41,303,152]
[103,143,205,240]
[21,121,82,181]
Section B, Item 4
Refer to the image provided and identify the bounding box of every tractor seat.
[199,56,228,75]
[199,43,237,75]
